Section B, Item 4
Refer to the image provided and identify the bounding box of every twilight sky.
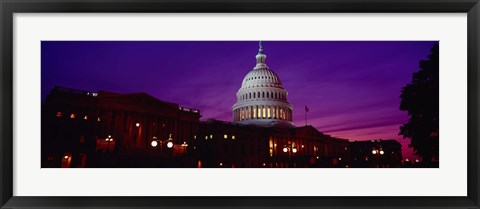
[41,41,437,160]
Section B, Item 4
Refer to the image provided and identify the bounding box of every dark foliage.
[399,44,439,165]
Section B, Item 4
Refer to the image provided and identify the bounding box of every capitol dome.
[232,42,294,127]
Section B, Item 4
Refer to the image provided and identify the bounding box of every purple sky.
[41,41,437,160]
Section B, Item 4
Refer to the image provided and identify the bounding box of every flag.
[305,106,309,112]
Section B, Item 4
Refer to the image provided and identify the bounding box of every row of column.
[233,105,291,122]
[239,91,287,101]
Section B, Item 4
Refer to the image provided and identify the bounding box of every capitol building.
[41,41,402,168]
[232,42,294,127]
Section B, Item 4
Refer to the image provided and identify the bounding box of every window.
[262,92,265,98]
[267,107,271,118]
[232,135,236,140]
[257,92,260,98]
[224,134,228,139]
[70,113,76,119]
[262,107,266,118]
[253,107,257,118]
[210,134,213,139]
[83,115,88,120]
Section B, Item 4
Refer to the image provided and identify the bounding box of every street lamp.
[371,147,384,167]
[151,136,158,147]
[105,135,113,153]
[282,144,297,168]
[166,133,174,148]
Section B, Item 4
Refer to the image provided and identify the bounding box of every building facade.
[42,86,200,168]
[196,120,350,168]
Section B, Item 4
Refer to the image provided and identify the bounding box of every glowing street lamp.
[167,141,174,148]
[106,135,113,153]
[151,141,158,147]
[283,147,288,153]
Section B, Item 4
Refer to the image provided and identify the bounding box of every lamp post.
[371,147,384,168]
[105,135,113,153]
[150,135,174,154]
[282,143,297,168]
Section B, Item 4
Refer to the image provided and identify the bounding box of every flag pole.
[305,106,307,126]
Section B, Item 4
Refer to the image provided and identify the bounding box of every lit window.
[253,107,256,118]
[267,107,271,118]
[97,117,101,122]
[210,135,213,139]
[56,112,62,117]
[70,113,76,119]
[232,135,235,140]
[194,135,197,139]
[205,136,208,140]
[262,107,266,118]
[224,134,228,139]
[83,115,88,120]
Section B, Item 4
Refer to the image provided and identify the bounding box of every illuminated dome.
[232,42,294,127]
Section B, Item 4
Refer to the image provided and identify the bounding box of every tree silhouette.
[399,44,439,166]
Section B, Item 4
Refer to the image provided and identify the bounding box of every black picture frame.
[1,0,479,208]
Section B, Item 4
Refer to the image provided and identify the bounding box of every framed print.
[1,0,479,208]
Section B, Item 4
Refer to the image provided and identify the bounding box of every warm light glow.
[56,112,62,117]
[97,117,101,122]
[135,123,140,127]
[283,147,288,153]
[379,150,385,155]
[415,159,419,163]
[262,107,266,118]
[151,141,158,147]
[274,143,277,146]
[194,135,196,139]
[316,156,319,159]
[219,162,223,166]
[292,147,297,153]
[231,135,235,139]
[339,158,342,161]
[167,141,174,148]
[70,113,76,119]
[224,134,228,139]
[64,155,69,159]
[262,163,266,166]
[405,158,410,162]
[205,136,208,140]
[210,135,213,139]
[301,145,304,148]
[83,115,88,120]
[372,150,377,155]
